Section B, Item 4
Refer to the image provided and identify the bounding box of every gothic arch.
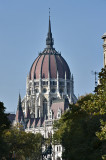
[43,98,47,118]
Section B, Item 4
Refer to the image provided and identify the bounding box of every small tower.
[26,74,30,96]
[15,94,24,123]
[102,33,106,68]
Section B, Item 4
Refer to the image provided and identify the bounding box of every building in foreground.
[14,16,77,160]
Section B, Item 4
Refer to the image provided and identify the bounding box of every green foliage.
[0,102,10,159]
[3,127,43,160]
[96,120,106,160]
[96,120,106,140]
[0,102,10,134]
[53,68,106,160]
[98,68,106,95]
[0,102,43,160]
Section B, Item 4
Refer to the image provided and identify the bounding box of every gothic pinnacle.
[46,11,54,48]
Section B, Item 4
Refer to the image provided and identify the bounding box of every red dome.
[29,48,70,80]
[29,17,70,80]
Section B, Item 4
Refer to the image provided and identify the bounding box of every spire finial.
[18,93,21,107]
[49,8,50,18]
[46,9,54,48]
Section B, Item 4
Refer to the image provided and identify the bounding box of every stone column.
[70,73,72,103]
[31,77,35,95]
[39,73,42,93]
[57,71,59,96]
[48,71,50,93]
[35,97,38,118]
[26,74,30,97]
[47,93,50,118]
[25,96,27,117]
[47,71,51,118]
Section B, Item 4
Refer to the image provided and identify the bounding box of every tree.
[0,102,10,159]
[3,127,43,160]
[53,68,106,160]
[0,102,10,134]
[96,120,106,160]
[0,102,43,160]
[96,67,106,160]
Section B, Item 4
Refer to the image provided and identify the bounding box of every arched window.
[43,98,47,118]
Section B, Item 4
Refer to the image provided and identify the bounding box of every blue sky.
[0,0,106,112]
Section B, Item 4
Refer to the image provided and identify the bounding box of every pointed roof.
[17,93,21,110]
[46,16,54,48]
[15,94,24,122]
[32,119,36,128]
[37,118,40,127]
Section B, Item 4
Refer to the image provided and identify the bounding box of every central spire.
[46,10,54,48]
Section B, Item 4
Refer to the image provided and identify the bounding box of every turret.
[15,94,24,123]
[26,74,30,96]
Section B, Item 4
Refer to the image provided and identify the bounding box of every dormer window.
[57,113,60,118]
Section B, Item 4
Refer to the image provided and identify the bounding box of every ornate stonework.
[21,16,77,121]
[14,16,77,160]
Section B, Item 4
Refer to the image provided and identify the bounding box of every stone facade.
[14,16,77,160]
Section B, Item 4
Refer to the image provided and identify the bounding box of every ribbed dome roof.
[29,16,70,80]
[29,48,70,80]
